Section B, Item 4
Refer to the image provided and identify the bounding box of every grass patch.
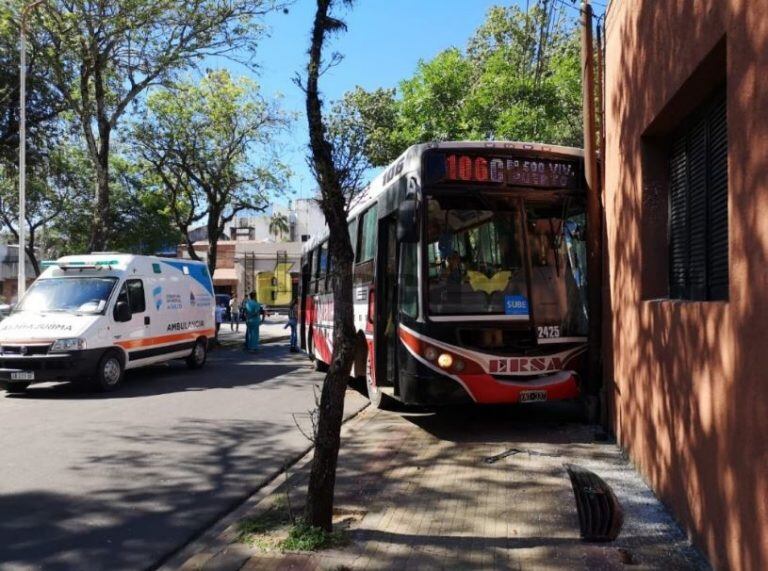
[279,520,348,552]
[236,509,292,550]
[237,509,347,553]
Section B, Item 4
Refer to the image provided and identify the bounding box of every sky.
[206,0,596,204]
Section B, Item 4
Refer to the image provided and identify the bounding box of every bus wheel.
[187,338,208,369]
[93,351,124,392]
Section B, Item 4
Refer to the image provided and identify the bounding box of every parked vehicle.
[0,254,215,393]
[301,141,589,408]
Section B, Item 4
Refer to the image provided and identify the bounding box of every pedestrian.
[214,303,226,343]
[244,292,261,352]
[229,296,239,332]
[285,298,299,352]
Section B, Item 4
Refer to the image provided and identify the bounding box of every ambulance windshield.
[15,277,119,315]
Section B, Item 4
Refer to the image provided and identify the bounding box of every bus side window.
[356,204,377,263]
[318,244,328,293]
[312,247,321,294]
[348,218,358,261]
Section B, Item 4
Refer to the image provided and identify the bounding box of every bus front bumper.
[399,367,581,406]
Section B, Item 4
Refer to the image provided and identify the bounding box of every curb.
[155,399,371,571]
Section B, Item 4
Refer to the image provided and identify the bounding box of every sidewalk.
[173,403,709,571]
[216,318,291,348]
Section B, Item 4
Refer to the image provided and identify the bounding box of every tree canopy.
[31,0,287,250]
[344,1,582,167]
[133,70,291,274]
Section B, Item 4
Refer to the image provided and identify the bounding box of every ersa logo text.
[488,356,563,374]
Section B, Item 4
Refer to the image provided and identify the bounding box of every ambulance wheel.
[93,351,124,392]
[5,383,30,394]
[187,338,208,369]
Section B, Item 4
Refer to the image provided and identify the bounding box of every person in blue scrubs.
[244,292,261,351]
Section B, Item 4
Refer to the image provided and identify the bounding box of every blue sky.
[209,0,595,203]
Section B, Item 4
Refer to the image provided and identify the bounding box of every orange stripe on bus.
[115,328,215,350]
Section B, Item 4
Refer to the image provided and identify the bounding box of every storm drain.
[566,464,624,542]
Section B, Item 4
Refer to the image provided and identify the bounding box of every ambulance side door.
[112,278,150,368]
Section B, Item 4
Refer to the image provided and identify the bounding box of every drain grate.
[565,464,624,542]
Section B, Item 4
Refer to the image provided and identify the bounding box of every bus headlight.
[437,353,453,369]
[50,338,87,352]
[424,347,438,361]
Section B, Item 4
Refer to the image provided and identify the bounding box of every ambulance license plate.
[519,390,547,403]
[11,372,34,381]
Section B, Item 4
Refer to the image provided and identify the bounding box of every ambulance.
[0,254,216,393]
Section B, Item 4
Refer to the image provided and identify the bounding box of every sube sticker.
[504,295,529,316]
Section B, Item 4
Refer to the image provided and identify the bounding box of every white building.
[180,198,326,303]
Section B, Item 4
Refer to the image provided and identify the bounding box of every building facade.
[187,199,325,244]
[180,199,324,304]
[604,1,768,568]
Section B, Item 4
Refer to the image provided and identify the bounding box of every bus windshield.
[426,193,527,316]
[15,277,119,315]
[425,191,588,336]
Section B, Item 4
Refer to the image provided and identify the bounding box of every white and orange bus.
[300,141,589,408]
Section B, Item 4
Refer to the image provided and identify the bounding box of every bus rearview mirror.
[397,199,418,243]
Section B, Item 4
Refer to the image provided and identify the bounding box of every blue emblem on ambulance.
[153,286,163,310]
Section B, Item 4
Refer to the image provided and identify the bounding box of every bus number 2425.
[537,325,560,339]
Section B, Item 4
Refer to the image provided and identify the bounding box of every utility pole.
[17,0,45,299]
[581,0,603,419]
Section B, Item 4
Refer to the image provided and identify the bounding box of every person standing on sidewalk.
[214,303,226,344]
[229,296,240,332]
[284,298,299,352]
[244,292,261,352]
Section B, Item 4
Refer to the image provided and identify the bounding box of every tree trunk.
[206,206,220,278]
[88,117,110,252]
[26,229,39,277]
[303,0,358,533]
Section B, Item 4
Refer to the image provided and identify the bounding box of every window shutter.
[707,94,728,300]
[687,116,708,300]
[668,86,728,301]
[669,136,689,299]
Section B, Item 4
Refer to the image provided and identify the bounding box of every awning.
[212,268,238,284]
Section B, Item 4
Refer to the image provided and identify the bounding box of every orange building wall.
[604,1,768,569]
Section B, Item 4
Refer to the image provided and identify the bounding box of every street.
[0,332,367,571]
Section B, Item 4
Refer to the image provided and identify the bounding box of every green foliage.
[343,1,583,167]
[236,509,291,548]
[336,87,403,168]
[29,0,287,249]
[269,212,290,239]
[279,520,348,552]
[133,69,291,271]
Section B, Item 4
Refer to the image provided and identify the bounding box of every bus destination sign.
[426,152,579,189]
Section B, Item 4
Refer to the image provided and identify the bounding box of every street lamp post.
[17,0,45,299]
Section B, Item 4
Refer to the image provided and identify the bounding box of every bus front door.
[376,215,399,389]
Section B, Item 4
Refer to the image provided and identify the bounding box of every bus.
[300,141,589,408]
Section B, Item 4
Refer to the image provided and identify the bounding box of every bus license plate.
[519,390,546,403]
[11,372,34,381]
